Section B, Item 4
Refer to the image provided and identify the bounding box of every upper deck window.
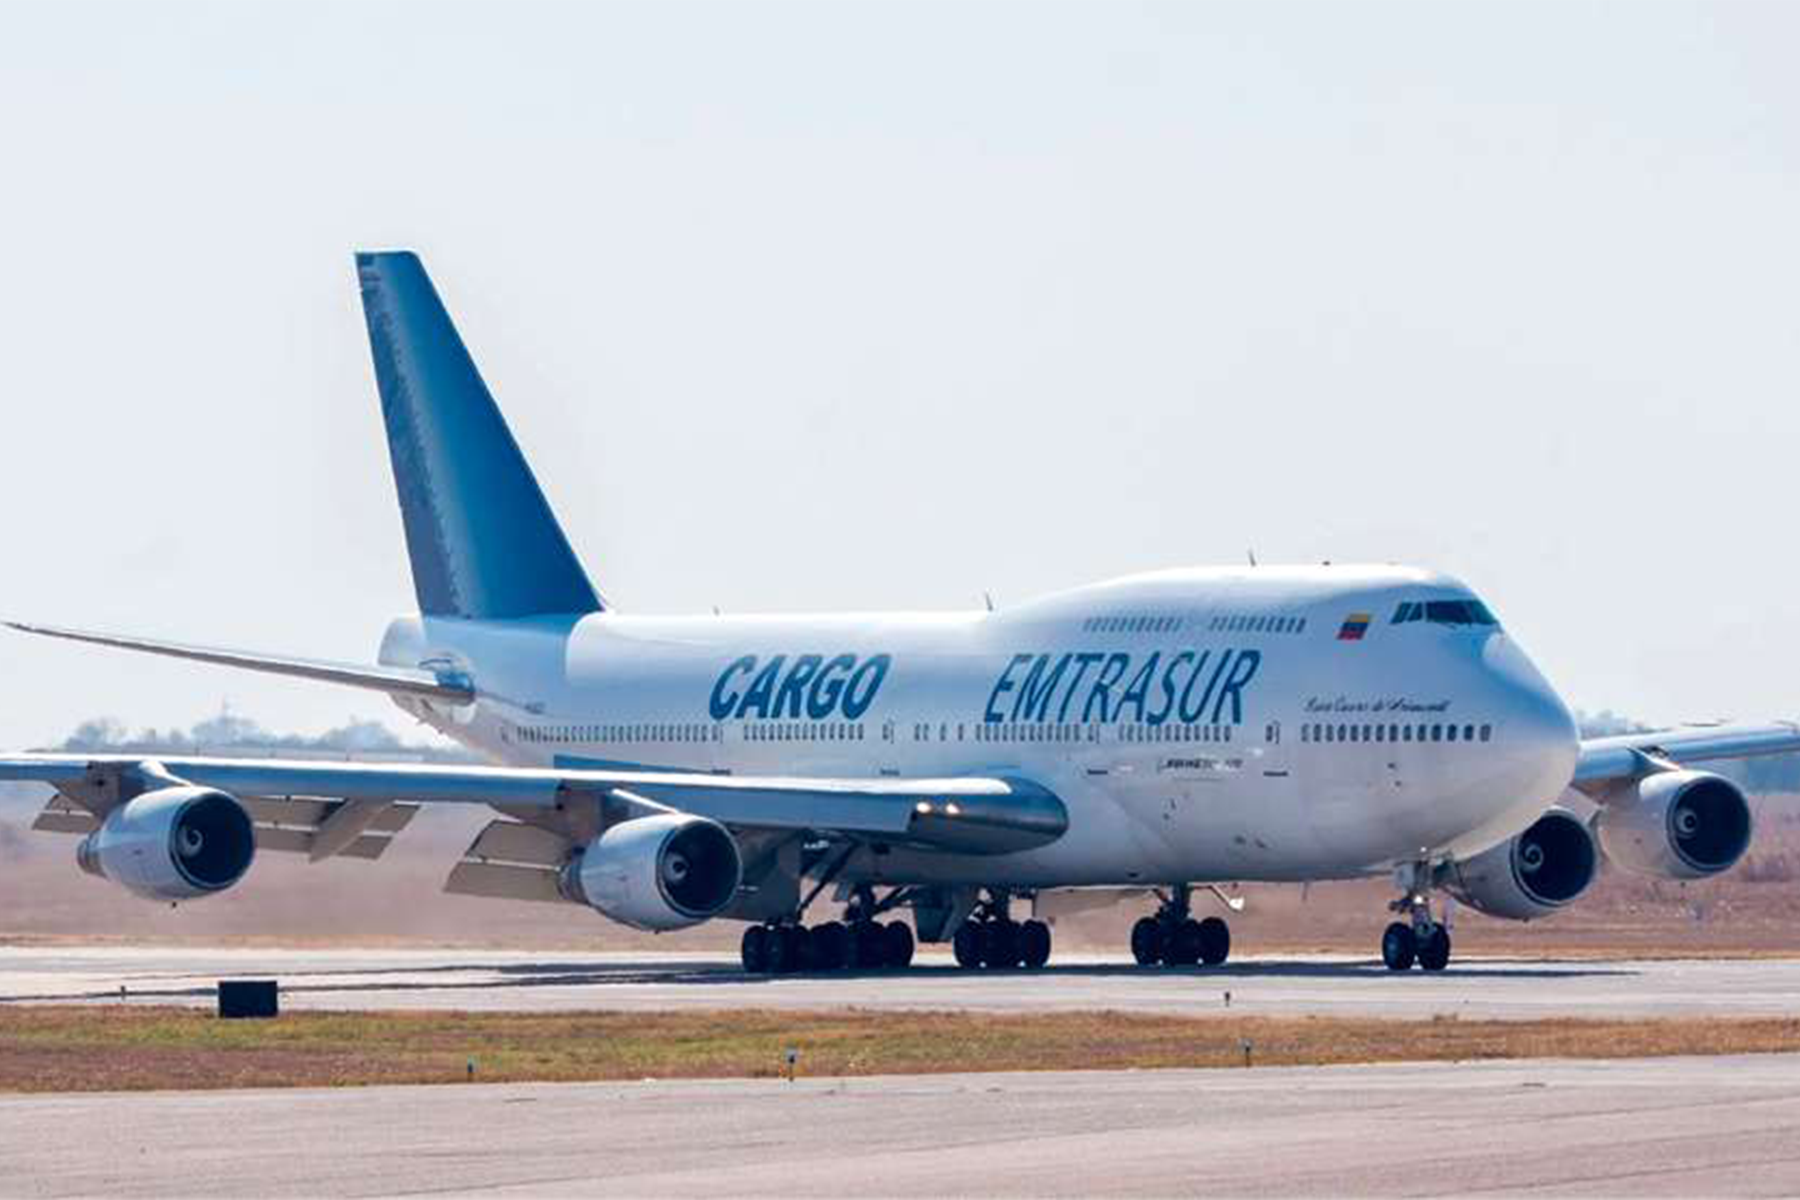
[1392,598,1499,628]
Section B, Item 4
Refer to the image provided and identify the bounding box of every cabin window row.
[1301,722,1492,744]
[1207,614,1306,634]
[521,722,723,745]
[1082,615,1184,634]
[745,722,866,743]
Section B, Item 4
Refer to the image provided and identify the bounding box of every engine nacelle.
[1592,770,1753,880]
[76,786,257,902]
[560,813,742,932]
[1445,808,1598,921]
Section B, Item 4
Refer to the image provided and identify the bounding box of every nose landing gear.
[1383,863,1451,972]
[1129,884,1231,968]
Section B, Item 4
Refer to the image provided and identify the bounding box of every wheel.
[1381,921,1417,971]
[848,921,886,970]
[812,921,850,971]
[793,925,821,972]
[1130,916,1165,966]
[882,920,915,969]
[952,921,982,969]
[1197,916,1231,966]
[1417,924,1451,971]
[1020,919,1052,969]
[1166,919,1203,966]
[740,924,770,973]
[763,925,797,974]
[985,919,1021,969]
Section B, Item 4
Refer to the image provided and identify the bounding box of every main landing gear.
[1381,863,1452,972]
[951,890,1053,970]
[1129,884,1231,967]
[739,884,916,974]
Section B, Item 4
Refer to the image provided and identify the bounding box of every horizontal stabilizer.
[5,621,473,704]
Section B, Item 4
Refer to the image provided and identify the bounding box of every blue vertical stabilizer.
[356,251,604,619]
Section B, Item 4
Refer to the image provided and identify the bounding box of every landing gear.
[1380,921,1416,971]
[1417,923,1452,972]
[950,890,1054,970]
[741,924,771,973]
[738,884,920,975]
[1131,886,1232,968]
[1382,862,1452,972]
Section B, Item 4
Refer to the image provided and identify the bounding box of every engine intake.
[1445,808,1597,921]
[76,786,257,901]
[561,813,742,932]
[1593,770,1753,880]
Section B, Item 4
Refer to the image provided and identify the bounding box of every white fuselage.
[381,565,1580,889]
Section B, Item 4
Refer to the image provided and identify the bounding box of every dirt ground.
[4,799,1798,958]
[4,1005,1799,1092]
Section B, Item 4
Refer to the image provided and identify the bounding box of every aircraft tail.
[355,251,604,620]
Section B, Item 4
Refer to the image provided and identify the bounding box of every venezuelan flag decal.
[1337,612,1372,641]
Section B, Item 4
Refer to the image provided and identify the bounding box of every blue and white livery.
[7,252,1795,973]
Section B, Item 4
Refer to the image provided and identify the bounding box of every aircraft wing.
[1574,721,1800,787]
[0,753,1067,857]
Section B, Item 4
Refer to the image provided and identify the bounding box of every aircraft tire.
[1020,919,1052,969]
[1381,922,1417,971]
[882,920,915,969]
[1130,916,1164,965]
[762,926,794,974]
[952,921,982,969]
[741,925,771,974]
[1197,916,1231,966]
[1417,924,1451,971]
[986,919,1021,969]
[1167,919,1204,966]
[812,921,850,971]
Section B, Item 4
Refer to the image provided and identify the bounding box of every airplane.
[5,250,1793,975]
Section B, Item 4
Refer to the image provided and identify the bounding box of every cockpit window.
[1392,599,1499,628]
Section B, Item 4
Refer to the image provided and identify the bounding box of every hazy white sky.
[2,1,1797,748]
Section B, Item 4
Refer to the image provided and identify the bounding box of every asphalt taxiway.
[7,1054,1800,1196]
[4,945,1800,1018]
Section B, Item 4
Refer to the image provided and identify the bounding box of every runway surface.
[7,1054,1800,1196]
[4,944,1800,1018]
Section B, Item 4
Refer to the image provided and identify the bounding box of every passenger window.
[1480,724,1492,742]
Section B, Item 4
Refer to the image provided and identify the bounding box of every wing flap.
[464,819,573,867]
[31,810,97,834]
[444,860,567,904]
[253,827,394,860]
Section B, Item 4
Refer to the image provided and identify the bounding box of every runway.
[6,1054,1799,1196]
[4,944,1800,1018]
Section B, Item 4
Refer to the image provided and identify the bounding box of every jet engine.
[1592,770,1752,880]
[1445,808,1598,921]
[560,813,742,931]
[76,786,257,901]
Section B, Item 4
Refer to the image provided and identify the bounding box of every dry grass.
[2,1006,1798,1093]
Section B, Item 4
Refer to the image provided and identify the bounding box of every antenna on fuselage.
[1246,549,1258,567]
[982,591,996,612]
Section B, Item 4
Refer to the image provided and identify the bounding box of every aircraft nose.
[1483,634,1580,795]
